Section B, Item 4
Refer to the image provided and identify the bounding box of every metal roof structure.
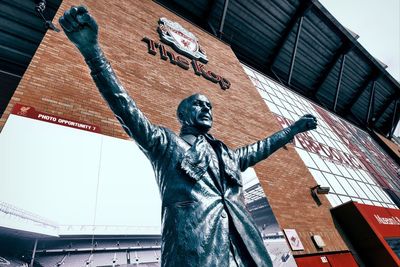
[156,0,400,138]
[0,0,399,137]
[0,0,61,117]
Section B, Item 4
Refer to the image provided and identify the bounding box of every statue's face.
[186,94,213,131]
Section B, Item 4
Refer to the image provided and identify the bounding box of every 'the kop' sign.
[142,18,231,90]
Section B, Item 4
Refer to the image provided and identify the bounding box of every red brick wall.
[0,0,347,254]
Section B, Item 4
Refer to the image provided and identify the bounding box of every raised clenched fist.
[59,6,100,59]
[291,114,318,134]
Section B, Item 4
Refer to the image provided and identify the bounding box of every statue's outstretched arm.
[235,114,317,171]
[59,6,164,154]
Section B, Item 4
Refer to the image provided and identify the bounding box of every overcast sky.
[319,0,400,82]
[319,0,400,136]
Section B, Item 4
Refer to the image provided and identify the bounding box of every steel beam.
[218,0,230,38]
[202,0,218,35]
[366,80,376,125]
[287,16,304,86]
[309,42,353,97]
[341,71,381,116]
[374,94,398,125]
[333,54,346,112]
[30,239,38,267]
[389,99,399,138]
[266,1,313,69]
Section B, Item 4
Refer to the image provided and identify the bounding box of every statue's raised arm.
[236,114,317,171]
[59,6,164,155]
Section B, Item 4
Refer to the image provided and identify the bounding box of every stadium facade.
[0,0,399,266]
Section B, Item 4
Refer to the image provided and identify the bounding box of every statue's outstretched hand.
[59,6,99,59]
[291,114,317,134]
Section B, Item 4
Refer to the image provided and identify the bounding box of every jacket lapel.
[216,141,243,187]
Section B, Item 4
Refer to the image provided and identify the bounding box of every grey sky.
[319,0,400,82]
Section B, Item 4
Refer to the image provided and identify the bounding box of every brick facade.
[0,0,348,255]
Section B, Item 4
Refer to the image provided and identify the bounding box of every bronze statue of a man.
[60,6,317,267]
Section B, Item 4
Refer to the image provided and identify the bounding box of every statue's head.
[177,94,213,133]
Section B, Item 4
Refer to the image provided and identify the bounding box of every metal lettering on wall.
[142,18,230,90]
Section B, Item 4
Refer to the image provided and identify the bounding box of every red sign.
[355,202,400,238]
[11,104,101,133]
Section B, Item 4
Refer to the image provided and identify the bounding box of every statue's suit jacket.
[90,60,294,267]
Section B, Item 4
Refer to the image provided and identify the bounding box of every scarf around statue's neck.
[179,124,243,187]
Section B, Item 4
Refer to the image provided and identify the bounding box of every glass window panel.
[319,119,330,129]
[326,194,342,207]
[257,88,270,100]
[337,165,352,178]
[309,169,332,188]
[319,134,332,147]
[262,93,272,102]
[356,182,369,199]
[255,72,267,84]
[338,195,352,203]
[295,148,318,169]
[358,170,376,184]
[324,137,337,150]
[323,173,347,195]
[336,176,357,196]
[376,187,394,204]
[264,101,281,115]
[355,169,371,184]
[337,142,350,154]
[371,186,386,202]
[360,183,378,201]
[357,182,375,200]
[302,100,311,108]
[315,125,326,136]
[311,131,325,144]
[291,95,303,106]
[318,126,331,137]
[351,197,362,203]
[289,112,299,122]
[373,202,383,207]
[243,66,255,77]
[277,85,288,96]
[293,106,303,116]
[267,80,279,90]
[249,76,262,87]
[275,90,285,100]
[347,179,364,198]
[309,153,331,172]
[366,184,384,202]
[363,199,373,205]
[282,101,294,112]
[325,161,343,176]
[278,106,293,120]
[263,84,277,96]
[286,96,296,106]
[270,94,284,107]
[328,140,341,151]
[347,167,361,181]
[327,129,340,141]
